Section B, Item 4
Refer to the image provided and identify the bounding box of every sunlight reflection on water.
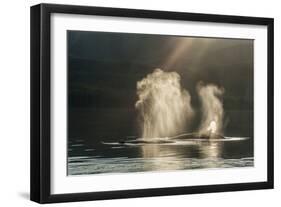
[68,137,254,175]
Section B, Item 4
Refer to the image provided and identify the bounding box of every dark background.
[67,30,253,149]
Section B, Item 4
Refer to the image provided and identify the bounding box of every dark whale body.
[116,133,225,145]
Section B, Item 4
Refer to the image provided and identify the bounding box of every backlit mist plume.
[135,69,194,139]
[197,83,224,136]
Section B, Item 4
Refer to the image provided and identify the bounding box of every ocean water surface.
[68,136,254,175]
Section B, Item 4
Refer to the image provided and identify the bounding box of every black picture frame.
[30,3,274,204]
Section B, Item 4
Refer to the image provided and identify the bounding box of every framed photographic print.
[30,3,274,203]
